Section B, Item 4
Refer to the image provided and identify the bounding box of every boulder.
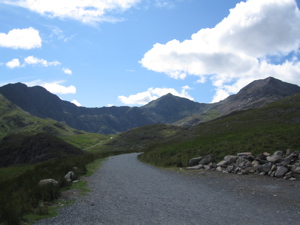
[217,160,228,167]
[199,154,214,165]
[236,157,248,167]
[267,151,283,163]
[188,157,203,167]
[275,166,289,177]
[291,166,300,178]
[280,152,298,166]
[224,155,238,164]
[259,162,273,173]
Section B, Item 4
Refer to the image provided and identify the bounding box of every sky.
[0,0,300,108]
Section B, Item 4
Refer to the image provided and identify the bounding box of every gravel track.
[36,153,300,225]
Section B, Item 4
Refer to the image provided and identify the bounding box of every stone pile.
[187,150,300,180]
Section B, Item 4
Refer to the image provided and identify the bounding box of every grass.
[136,93,300,167]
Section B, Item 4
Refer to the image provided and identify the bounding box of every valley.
[0,77,299,224]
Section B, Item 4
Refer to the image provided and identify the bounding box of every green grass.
[136,93,300,167]
[61,133,113,150]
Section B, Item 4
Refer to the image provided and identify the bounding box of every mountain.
[176,77,300,126]
[0,77,299,134]
[0,93,82,139]
[216,77,300,115]
[141,93,214,123]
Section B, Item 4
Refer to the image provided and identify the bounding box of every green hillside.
[0,94,82,139]
[133,93,300,167]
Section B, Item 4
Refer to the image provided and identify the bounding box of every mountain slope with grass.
[108,92,300,167]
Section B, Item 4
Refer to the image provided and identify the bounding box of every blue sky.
[1,0,300,107]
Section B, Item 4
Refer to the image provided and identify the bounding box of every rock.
[64,171,76,182]
[280,152,298,166]
[186,165,202,170]
[204,165,211,171]
[237,152,252,157]
[216,166,223,172]
[199,154,214,165]
[236,157,248,167]
[226,165,235,173]
[260,162,273,173]
[188,157,203,166]
[291,166,300,178]
[217,160,228,167]
[224,155,238,164]
[267,151,283,163]
[289,177,297,181]
[275,166,289,177]
[252,160,260,166]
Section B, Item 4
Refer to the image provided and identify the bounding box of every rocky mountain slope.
[0,77,299,134]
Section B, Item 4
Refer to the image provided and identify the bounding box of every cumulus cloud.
[24,56,61,67]
[71,100,81,106]
[3,0,141,24]
[42,81,76,94]
[6,59,21,69]
[118,86,193,105]
[140,0,300,102]
[62,68,72,75]
[0,27,42,49]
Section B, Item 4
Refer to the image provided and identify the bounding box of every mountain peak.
[217,77,300,115]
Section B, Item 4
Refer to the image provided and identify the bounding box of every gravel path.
[36,153,300,225]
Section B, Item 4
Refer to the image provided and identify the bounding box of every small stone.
[289,177,297,181]
[226,165,235,173]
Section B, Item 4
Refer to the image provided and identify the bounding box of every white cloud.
[42,81,76,94]
[118,86,194,105]
[25,80,76,94]
[62,68,72,75]
[3,0,141,24]
[24,56,61,67]
[140,0,300,102]
[6,59,21,69]
[71,100,81,106]
[0,27,42,49]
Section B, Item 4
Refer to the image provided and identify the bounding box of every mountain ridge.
[0,77,299,134]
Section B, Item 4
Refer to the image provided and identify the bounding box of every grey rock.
[226,165,235,173]
[199,154,214,165]
[275,166,289,177]
[260,162,273,173]
[280,152,298,166]
[217,160,228,167]
[188,157,203,166]
[237,152,252,157]
[267,151,283,163]
[224,155,238,164]
[186,165,202,170]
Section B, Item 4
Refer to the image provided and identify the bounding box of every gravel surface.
[36,153,300,225]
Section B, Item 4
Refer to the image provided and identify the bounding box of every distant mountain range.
[0,77,299,134]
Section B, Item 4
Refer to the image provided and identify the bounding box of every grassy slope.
[136,93,300,167]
